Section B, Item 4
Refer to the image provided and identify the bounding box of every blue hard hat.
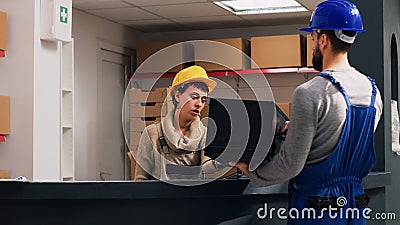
[300,0,365,33]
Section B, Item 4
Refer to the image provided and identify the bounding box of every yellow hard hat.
[168,65,217,95]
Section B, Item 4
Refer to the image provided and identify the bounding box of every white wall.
[0,0,64,181]
[32,0,61,181]
[72,9,139,180]
[0,1,35,179]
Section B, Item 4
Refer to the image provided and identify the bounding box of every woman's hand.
[229,162,249,177]
[284,121,290,131]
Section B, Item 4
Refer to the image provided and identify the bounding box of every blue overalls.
[288,73,377,225]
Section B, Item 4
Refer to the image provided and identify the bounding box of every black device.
[204,98,289,165]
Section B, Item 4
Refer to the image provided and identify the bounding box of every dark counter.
[0,178,250,200]
[0,172,391,225]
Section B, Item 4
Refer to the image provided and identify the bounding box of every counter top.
[0,172,390,200]
[243,171,392,195]
[0,178,250,200]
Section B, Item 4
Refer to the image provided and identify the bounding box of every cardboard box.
[251,34,306,68]
[136,41,183,73]
[129,88,167,103]
[0,12,6,51]
[130,102,166,118]
[130,117,161,132]
[0,96,10,134]
[0,170,9,179]
[306,34,313,67]
[195,38,250,71]
[277,102,290,118]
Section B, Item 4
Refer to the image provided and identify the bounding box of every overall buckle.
[308,194,370,210]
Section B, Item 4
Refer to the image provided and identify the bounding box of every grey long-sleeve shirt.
[249,68,383,187]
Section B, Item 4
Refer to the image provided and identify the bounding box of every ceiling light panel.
[214,0,308,15]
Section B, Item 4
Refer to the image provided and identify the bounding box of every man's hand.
[229,162,249,177]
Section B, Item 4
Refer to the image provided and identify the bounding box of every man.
[234,0,383,224]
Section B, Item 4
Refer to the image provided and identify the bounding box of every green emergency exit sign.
[60,6,68,24]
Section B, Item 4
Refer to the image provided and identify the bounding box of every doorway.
[97,48,132,181]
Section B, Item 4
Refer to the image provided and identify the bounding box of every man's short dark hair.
[317,30,356,54]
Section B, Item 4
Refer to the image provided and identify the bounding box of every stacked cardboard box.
[0,96,10,134]
[251,34,306,68]
[129,87,168,148]
[129,88,168,179]
[0,12,6,51]
[136,41,184,73]
[0,170,9,179]
[195,38,250,71]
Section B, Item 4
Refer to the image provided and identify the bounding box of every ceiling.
[72,0,322,33]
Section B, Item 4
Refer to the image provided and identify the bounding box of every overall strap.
[157,123,170,154]
[366,76,377,107]
[318,72,351,106]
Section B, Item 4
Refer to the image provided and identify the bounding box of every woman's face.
[175,85,207,122]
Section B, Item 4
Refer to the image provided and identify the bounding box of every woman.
[134,65,222,180]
